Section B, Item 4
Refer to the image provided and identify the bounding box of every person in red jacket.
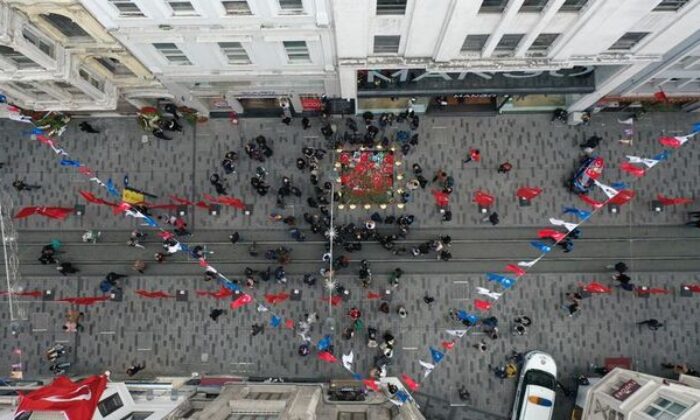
[463,148,481,165]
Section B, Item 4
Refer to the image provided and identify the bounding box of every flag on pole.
[549,218,578,232]
[594,180,619,199]
[476,287,502,300]
[445,329,467,338]
[430,347,445,364]
[530,241,552,253]
[562,207,591,220]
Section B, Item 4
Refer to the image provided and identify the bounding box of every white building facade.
[0,0,165,113]
[579,368,700,420]
[80,0,338,117]
[333,0,700,115]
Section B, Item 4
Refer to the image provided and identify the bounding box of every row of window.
[109,0,303,17]
[152,40,311,65]
[377,0,691,15]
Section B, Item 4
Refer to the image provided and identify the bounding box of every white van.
[511,351,557,420]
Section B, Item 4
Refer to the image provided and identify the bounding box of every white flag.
[419,360,435,378]
[594,180,619,199]
[626,155,660,168]
[617,117,634,125]
[549,218,578,232]
[673,135,691,146]
[476,287,502,300]
[518,259,537,267]
[257,304,269,312]
[388,397,404,406]
[446,329,467,337]
[342,351,354,371]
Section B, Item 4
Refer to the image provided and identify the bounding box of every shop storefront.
[356,67,596,114]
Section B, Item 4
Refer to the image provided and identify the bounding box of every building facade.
[579,368,700,420]
[80,0,338,117]
[333,0,700,115]
[0,0,164,113]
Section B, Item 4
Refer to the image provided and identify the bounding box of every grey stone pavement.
[2,112,700,420]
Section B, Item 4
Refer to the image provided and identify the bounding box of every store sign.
[612,379,641,401]
[357,66,595,96]
[301,97,323,111]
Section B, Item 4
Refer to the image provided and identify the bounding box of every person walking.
[462,148,481,165]
[12,179,41,191]
[251,323,265,336]
[126,362,146,377]
[482,212,500,226]
[638,319,664,331]
[56,262,79,276]
[209,309,225,322]
[229,231,240,244]
[497,162,512,174]
[132,259,146,274]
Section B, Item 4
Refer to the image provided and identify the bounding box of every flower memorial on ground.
[337,150,396,206]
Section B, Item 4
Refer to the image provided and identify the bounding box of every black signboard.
[357,67,596,96]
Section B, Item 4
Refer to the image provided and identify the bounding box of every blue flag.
[486,273,516,289]
[106,178,120,198]
[352,373,363,380]
[562,207,590,220]
[219,279,240,292]
[0,94,6,104]
[430,347,445,364]
[691,122,700,133]
[31,128,44,135]
[270,315,281,328]
[142,215,158,227]
[396,390,409,402]
[653,150,670,161]
[59,159,81,167]
[318,335,332,351]
[179,243,190,253]
[457,310,479,325]
[611,182,627,190]
[530,241,551,253]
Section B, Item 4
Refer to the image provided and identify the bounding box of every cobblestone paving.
[1,112,700,420]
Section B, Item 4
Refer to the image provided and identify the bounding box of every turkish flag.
[658,136,684,149]
[578,194,604,209]
[15,375,107,420]
[367,292,381,299]
[538,229,567,242]
[170,195,194,206]
[583,282,612,294]
[211,287,234,299]
[79,191,116,207]
[609,189,635,206]
[474,190,495,207]
[135,290,173,299]
[264,292,290,304]
[14,207,73,220]
[230,294,252,309]
[687,285,700,293]
[0,290,43,298]
[516,187,542,201]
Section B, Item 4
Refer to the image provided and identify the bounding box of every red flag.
[505,264,526,277]
[474,190,494,207]
[135,290,173,299]
[77,166,93,177]
[317,351,338,363]
[198,258,208,268]
[145,203,179,210]
[15,375,107,420]
[516,187,542,201]
[322,295,343,306]
[59,296,110,305]
[230,294,252,309]
[578,194,604,209]
[401,374,420,392]
[441,341,455,351]
[538,229,567,242]
[195,201,209,209]
[619,162,646,177]
[474,299,492,311]
[158,231,175,240]
[654,90,668,102]
[170,195,194,206]
[195,290,210,297]
[79,191,116,207]
[583,282,612,294]
[264,292,290,304]
[609,189,635,206]
[657,194,693,206]
[0,290,42,298]
[432,190,450,207]
[217,196,247,210]
[13,207,39,219]
[367,292,381,299]
[686,285,700,293]
[646,287,671,295]
[112,202,131,215]
[364,379,381,392]
[211,287,234,299]
[15,207,73,220]
[658,136,684,149]
[285,319,295,329]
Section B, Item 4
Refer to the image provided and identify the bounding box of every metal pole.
[0,201,15,321]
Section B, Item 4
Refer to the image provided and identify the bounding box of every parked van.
[511,351,557,420]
